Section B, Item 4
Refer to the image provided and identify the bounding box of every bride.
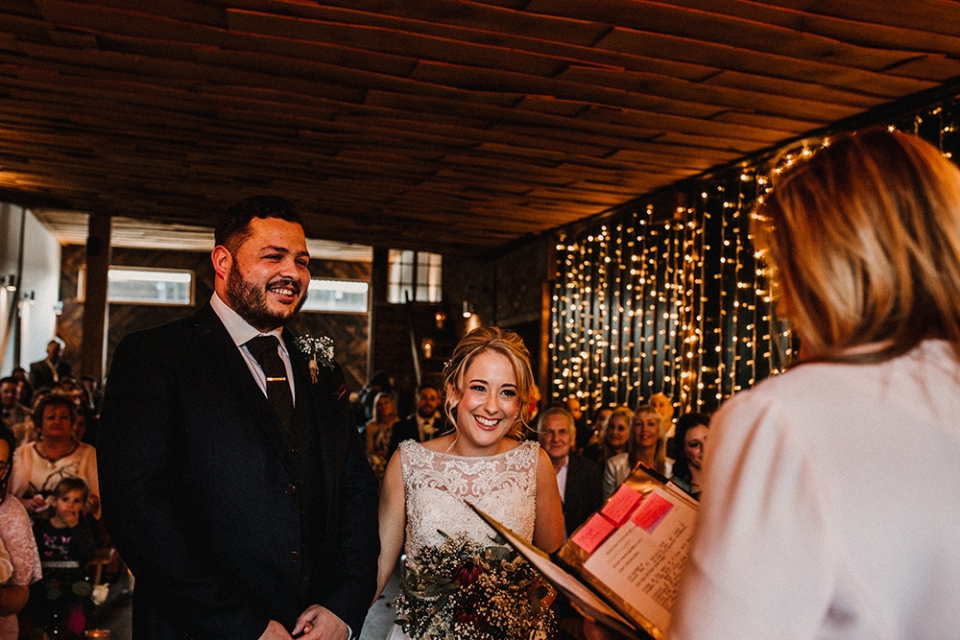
[375,326,565,639]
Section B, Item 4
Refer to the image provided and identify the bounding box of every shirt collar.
[210,292,287,353]
[417,410,440,425]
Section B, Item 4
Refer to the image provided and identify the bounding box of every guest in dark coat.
[98,196,380,640]
[537,404,603,537]
[387,384,443,459]
[28,341,72,391]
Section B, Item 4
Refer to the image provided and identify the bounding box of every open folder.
[470,464,698,640]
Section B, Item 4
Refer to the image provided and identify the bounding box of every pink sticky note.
[571,513,617,554]
[601,484,644,526]
[630,492,674,532]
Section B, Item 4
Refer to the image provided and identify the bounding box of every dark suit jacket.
[563,453,604,537]
[98,304,380,639]
[28,358,72,390]
[386,411,443,459]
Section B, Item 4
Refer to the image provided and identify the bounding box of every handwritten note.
[571,513,616,554]
[631,491,673,532]
[601,484,643,526]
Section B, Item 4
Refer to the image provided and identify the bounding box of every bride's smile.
[447,350,521,457]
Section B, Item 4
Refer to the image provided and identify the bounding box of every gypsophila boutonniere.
[394,531,556,640]
[294,333,335,383]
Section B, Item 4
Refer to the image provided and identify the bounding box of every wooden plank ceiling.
[1,1,960,256]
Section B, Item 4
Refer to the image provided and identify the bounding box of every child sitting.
[31,477,97,640]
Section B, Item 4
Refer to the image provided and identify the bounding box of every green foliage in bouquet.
[395,531,556,640]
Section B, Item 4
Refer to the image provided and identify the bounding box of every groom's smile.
[221,216,311,331]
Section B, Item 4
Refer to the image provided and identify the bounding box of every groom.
[98,196,380,640]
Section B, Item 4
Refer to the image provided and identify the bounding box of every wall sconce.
[434,311,447,329]
[462,300,473,318]
[2,274,15,291]
[421,338,435,360]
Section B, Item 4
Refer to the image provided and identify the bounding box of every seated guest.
[670,129,960,640]
[592,405,632,466]
[73,408,98,447]
[388,384,444,459]
[0,428,42,640]
[354,370,392,426]
[0,378,28,438]
[602,404,668,498]
[30,476,97,640]
[649,391,676,441]
[669,412,709,499]
[365,392,398,483]
[537,404,604,537]
[565,396,592,453]
[9,368,33,409]
[581,407,616,463]
[8,394,99,518]
[11,388,48,447]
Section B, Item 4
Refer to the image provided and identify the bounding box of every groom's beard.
[225,259,306,331]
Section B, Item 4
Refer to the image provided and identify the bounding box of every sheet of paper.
[583,487,696,635]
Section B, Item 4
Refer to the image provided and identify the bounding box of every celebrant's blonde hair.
[753,127,960,363]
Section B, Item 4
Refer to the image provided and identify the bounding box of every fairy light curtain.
[550,99,960,415]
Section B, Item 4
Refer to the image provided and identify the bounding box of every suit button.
[285,484,296,495]
[289,551,300,562]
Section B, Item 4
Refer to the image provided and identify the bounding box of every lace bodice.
[399,439,539,556]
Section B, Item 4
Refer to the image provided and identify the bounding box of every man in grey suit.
[99,196,379,640]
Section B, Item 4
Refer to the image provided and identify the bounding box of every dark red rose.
[454,605,487,630]
[454,561,484,586]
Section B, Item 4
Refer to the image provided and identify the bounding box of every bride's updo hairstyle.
[443,326,536,436]
[753,127,960,363]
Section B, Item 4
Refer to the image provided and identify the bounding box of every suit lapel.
[191,304,293,473]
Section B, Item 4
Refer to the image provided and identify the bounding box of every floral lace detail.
[399,439,539,556]
[0,498,42,586]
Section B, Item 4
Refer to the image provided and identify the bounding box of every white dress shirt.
[210,293,297,404]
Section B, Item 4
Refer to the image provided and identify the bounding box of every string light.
[549,97,958,414]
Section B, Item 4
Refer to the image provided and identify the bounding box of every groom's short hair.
[215,195,303,252]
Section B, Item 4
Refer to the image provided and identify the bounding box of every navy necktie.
[246,335,294,426]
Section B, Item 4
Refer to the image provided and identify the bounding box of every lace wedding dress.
[385,438,540,640]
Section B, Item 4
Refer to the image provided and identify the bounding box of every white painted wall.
[0,203,62,376]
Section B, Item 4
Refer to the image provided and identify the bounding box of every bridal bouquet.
[395,532,556,640]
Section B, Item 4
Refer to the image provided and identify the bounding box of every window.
[79,266,195,305]
[301,279,368,313]
[388,250,442,303]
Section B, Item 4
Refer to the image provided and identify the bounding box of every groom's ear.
[211,245,232,280]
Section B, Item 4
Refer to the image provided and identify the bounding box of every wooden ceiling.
[2,1,960,256]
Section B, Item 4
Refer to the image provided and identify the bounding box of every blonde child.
[31,477,96,640]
